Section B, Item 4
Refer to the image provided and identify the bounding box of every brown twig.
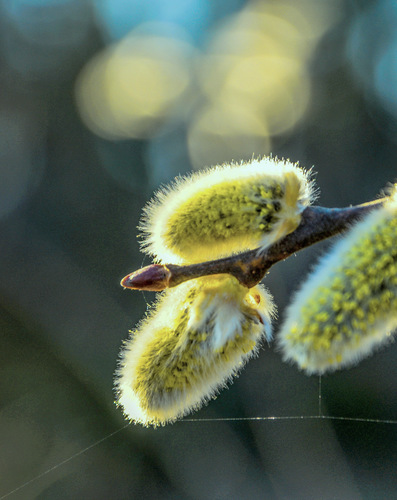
[121,197,387,291]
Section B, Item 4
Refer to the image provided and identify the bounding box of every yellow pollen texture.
[115,275,274,426]
[279,196,397,374]
[132,308,257,411]
[140,157,313,264]
[165,180,285,255]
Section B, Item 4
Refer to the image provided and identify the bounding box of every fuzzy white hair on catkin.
[115,278,274,426]
[139,156,315,264]
[211,285,273,351]
[288,321,396,376]
[278,192,397,375]
[211,303,245,350]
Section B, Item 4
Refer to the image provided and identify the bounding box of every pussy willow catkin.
[115,275,274,426]
[140,157,314,264]
[278,189,397,374]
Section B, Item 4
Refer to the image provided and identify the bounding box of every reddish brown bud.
[121,264,172,291]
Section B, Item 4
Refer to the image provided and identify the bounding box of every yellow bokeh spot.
[189,0,337,167]
[188,99,271,168]
[75,25,195,139]
[75,2,340,162]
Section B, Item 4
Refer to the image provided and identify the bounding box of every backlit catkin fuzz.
[278,189,397,374]
[140,157,314,264]
[115,275,274,426]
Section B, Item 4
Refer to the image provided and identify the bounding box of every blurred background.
[1,0,397,498]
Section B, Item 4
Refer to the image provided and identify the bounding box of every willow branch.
[121,197,387,291]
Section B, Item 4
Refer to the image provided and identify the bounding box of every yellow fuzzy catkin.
[278,189,397,374]
[140,157,314,264]
[115,275,274,426]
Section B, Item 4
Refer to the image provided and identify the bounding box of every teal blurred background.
[1,0,397,498]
